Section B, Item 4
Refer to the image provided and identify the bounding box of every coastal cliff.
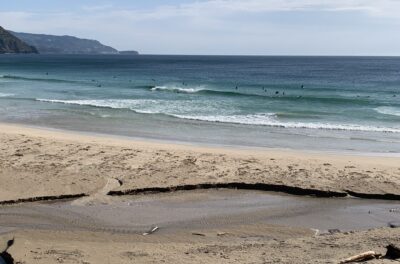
[11,31,127,55]
[0,26,38,54]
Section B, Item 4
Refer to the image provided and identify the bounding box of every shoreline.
[2,121,400,158]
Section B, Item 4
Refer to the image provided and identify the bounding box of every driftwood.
[339,251,381,263]
[385,244,400,259]
[192,233,206,237]
[388,221,400,228]
[142,226,159,236]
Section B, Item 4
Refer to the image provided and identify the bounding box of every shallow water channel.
[1,189,400,234]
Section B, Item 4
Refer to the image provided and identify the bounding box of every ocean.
[0,54,399,153]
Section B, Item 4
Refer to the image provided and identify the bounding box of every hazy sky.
[1,0,400,55]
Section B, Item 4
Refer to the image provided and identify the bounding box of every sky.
[1,0,400,55]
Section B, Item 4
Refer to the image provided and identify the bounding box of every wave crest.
[174,114,400,133]
[150,86,204,93]
[375,107,400,117]
[0,93,14,97]
[147,85,371,105]
[36,98,400,133]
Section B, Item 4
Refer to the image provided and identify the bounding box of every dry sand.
[1,226,400,263]
[0,123,399,202]
[0,122,399,263]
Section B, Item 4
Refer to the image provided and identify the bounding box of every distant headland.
[0,26,139,55]
[118,50,139,55]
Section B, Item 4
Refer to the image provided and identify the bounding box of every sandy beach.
[1,123,399,202]
[0,122,400,263]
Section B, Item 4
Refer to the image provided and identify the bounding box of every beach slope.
[0,123,399,202]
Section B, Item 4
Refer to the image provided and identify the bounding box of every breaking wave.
[150,86,204,93]
[37,98,400,133]
[174,114,400,133]
[375,106,400,117]
[0,93,14,97]
[147,85,372,105]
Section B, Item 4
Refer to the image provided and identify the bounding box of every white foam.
[173,114,277,125]
[37,99,400,133]
[0,93,14,97]
[37,99,172,115]
[37,99,157,110]
[36,98,223,115]
[173,114,400,133]
[150,85,204,93]
[375,106,400,117]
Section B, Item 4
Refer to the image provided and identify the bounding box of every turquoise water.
[0,55,399,153]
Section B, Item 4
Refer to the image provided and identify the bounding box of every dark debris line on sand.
[2,182,400,207]
[0,194,87,206]
[107,182,348,198]
[107,182,400,201]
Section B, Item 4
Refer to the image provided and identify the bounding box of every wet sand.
[1,190,400,234]
[1,190,400,263]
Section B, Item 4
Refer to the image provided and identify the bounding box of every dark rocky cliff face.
[0,26,38,54]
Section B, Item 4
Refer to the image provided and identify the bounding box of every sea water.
[0,55,399,153]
